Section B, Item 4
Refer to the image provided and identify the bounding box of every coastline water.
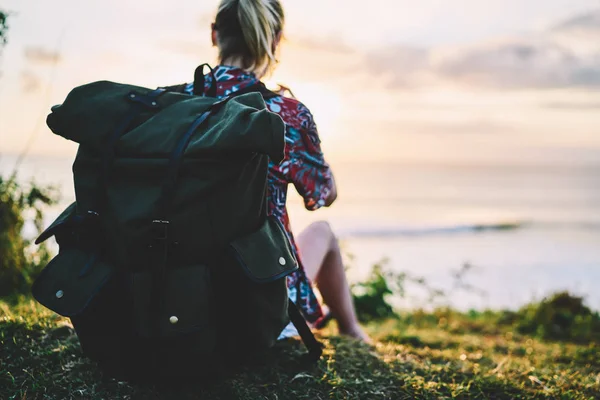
[3,153,599,311]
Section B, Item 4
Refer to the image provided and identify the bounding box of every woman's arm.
[323,172,337,207]
[287,102,335,210]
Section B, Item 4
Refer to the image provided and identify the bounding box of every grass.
[1,297,599,399]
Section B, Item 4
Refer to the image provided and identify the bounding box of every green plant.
[350,260,486,322]
[0,175,57,296]
[515,291,600,343]
[3,295,599,399]
[0,9,8,50]
[351,260,396,322]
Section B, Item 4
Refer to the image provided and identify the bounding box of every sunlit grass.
[1,297,598,399]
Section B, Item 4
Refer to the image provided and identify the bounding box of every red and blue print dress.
[184,65,332,333]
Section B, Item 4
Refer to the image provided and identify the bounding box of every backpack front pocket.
[229,215,298,283]
[31,247,114,317]
[223,216,299,352]
[35,202,77,245]
[131,265,216,342]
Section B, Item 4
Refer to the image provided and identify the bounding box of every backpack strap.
[152,77,320,359]
[94,88,167,215]
[162,63,280,100]
[194,63,217,97]
[288,299,323,361]
[228,82,279,100]
[225,83,321,360]
[148,90,255,335]
[161,83,188,94]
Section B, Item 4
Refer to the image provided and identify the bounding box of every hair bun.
[215,0,284,75]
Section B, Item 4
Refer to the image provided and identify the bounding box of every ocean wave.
[340,220,600,238]
[341,222,526,238]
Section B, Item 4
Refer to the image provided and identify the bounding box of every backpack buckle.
[151,219,170,241]
[127,88,165,109]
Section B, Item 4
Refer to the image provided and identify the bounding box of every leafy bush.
[0,175,57,296]
[351,260,599,344]
[351,261,396,322]
[350,260,485,322]
[1,9,9,52]
[515,291,600,343]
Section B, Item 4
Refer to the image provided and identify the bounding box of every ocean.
[3,153,600,311]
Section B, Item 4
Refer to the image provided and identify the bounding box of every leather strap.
[288,298,323,361]
[194,63,217,97]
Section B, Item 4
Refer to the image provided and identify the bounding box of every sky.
[1,0,600,166]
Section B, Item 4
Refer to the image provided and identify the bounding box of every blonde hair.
[214,0,284,75]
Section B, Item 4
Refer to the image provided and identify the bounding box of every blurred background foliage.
[0,9,8,47]
[0,11,59,296]
[2,4,598,347]
[0,175,57,296]
[351,262,600,344]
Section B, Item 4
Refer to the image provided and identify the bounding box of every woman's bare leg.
[296,221,370,342]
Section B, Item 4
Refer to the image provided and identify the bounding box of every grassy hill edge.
[1,296,598,400]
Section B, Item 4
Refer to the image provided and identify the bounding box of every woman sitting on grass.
[192,0,369,343]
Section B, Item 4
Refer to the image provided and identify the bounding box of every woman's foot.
[341,325,373,345]
[313,311,334,330]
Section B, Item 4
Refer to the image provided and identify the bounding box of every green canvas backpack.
[32,65,322,381]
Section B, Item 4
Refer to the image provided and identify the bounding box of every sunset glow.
[2,0,600,339]
[1,0,599,166]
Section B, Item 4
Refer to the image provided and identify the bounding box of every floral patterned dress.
[184,65,333,330]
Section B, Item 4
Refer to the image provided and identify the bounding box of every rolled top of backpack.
[47,81,285,163]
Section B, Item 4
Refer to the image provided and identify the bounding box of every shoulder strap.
[161,83,188,94]
[94,87,167,215]
[288,298,323,361]
[193,63,217,97]
[230,82,279,100]
[162,59,280,101]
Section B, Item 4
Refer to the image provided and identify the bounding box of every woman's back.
[185,64,333,324]
[201,0,368,342]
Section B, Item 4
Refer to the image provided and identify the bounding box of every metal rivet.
[278,257,286,266]
[169,316,179,324]
[56,290,64,299]
[151,101,157,106]
[129,93,136,98]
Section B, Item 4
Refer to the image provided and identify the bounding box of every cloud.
[550,10,600,56]
[384,119,512,136]
[433,38,600,88]
[20,70,42,93]
[365,45,430,88]
[24,46,62,65]
[432,9,600,89]
[552,9,600,33]
[542,101,600,110]
[287,34,354,55]
[364,9,600,90]
[158,39,210,57]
